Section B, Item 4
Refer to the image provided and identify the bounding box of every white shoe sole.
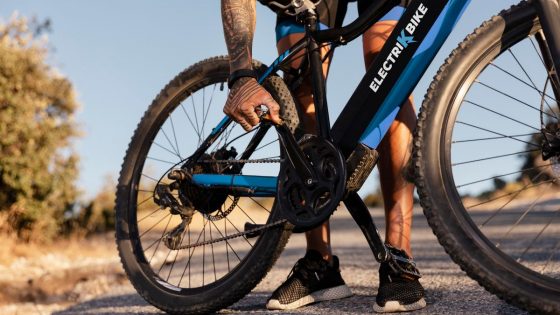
[373,298,427,313]
[266,284,353,310]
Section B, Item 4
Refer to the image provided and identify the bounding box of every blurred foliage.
[63,176,116,237]
[363,188,384,208]
[0,15,80,242]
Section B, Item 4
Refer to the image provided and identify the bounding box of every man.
[221,0,425,312]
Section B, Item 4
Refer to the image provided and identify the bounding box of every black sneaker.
[373,247,426,313]
[266,250,353,310]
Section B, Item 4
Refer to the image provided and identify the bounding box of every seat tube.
[305,12,332,140]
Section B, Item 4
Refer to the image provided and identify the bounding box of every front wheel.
[115,56,299,314]
[415,2,560,314]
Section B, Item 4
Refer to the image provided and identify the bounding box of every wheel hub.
[179,147,238,215]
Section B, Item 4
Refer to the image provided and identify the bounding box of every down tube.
[359,0,470,149]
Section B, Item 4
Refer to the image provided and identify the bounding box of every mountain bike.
[115,0,560,313]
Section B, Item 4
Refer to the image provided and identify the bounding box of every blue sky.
[0,1,522,198]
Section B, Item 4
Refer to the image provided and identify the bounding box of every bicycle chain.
[171,218,288,250]
[198,158,282,164]
[167,156,284,249]
[204,196,239,221]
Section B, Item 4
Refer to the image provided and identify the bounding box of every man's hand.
[224,77,282,131]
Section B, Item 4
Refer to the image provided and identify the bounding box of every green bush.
[0,15,80,242]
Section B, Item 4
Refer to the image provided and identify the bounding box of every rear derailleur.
[153,147,240,250]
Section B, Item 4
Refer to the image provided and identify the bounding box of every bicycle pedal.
[346,143,379,192]
[244,222,263,238]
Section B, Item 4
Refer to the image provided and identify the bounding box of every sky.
[0,1,526,198]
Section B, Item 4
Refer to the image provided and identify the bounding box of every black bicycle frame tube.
[313,0,400,44]
[535,0,560,92]
[305,12,332,139]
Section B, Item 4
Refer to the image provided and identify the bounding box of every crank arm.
[344,192,390,262]
[275,123,317,184]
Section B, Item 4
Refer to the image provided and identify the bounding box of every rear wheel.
[415,2,560,314]
[115,56,299,314]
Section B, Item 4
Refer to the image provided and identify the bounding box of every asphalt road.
[55,207,529,315]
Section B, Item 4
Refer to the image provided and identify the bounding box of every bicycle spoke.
[202,217,206,286]
[496,181,555,248]
[166,226,189,282]
[137,207,161,223]
[178,219,208,287]
[191,95,201,145]
[456,120,539,148]
[152,141,182,160]
[161,128,181,160]
[490,62,557,104]
[453,149,539,167]
[137,195,154,208]
[224,215,254,248]
[209,221,217,282]
[518,208,560,262]
[477,173,549,227]
[209,219,242,262]
[225,215,230,272]
[148,214,173,264]
[141,173,160,183]
[463,100,541,132]
[453,132,539,144]
[249,197,271,213]
[169,114,181,158]
[181,103,201,143]
[475,80,557,120]
[467,173,549,210]
[203,84,216,132]
[531,33,560,98]
[508,48,559,120]
[457,163,552,188]
[147,156,177,165]
[228,196,256,224]
[140,213,171,238]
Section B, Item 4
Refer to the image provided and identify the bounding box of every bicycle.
[115,0,560,313]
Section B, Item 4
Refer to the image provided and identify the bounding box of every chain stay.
[161,156,285,250]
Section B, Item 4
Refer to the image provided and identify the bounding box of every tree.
[0,15,80,242]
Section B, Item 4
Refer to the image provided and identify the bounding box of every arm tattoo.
[221,0,256,72]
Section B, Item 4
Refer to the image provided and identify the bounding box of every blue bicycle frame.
[191,0,472,195]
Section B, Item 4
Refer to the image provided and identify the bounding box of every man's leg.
[362,20,415,256]
[362,20,426,313]
[266,31,352,311]
[277,33,333,263]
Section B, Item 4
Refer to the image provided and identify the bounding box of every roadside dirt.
[0,233,126,314]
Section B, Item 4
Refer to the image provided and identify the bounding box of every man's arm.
[221,0,256,72]
[221,0,282,131]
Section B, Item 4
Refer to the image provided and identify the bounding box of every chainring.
[276,136,346,230]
